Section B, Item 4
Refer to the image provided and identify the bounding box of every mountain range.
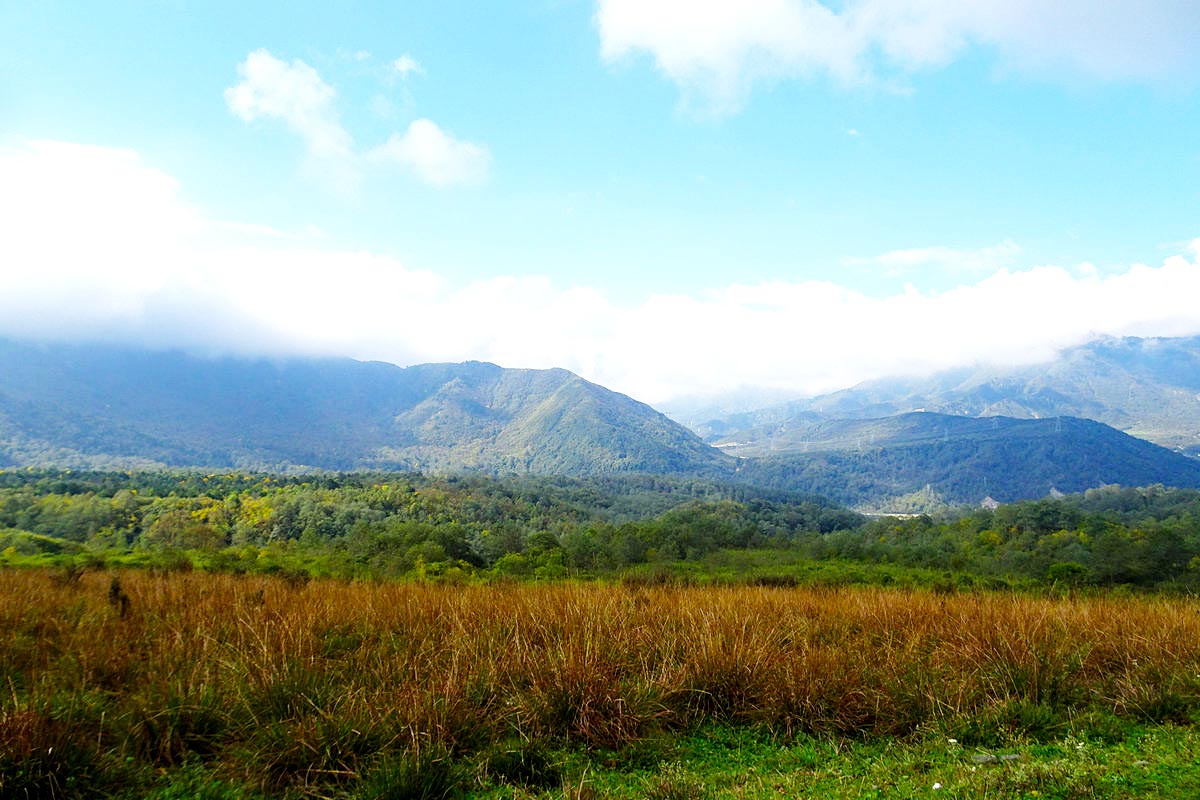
[3,336,1200,511]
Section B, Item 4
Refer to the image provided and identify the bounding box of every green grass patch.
[472,723,1200,799]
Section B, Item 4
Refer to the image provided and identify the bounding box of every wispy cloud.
[4,140,1200,403]
[596,0,1200,112]
[846,240,1022,277]
[224,49,487,188]
[391,54,424,78]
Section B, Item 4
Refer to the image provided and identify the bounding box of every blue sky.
[3,1,1200,403]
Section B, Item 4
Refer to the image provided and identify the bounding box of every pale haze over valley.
[3,1,1200,406]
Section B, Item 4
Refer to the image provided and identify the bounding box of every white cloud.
[392,54,424,78]
[367,119,491,187]
[225,49,487,187]
[225,49,352,159]
[4,140,1200,404]
[596,0,1200,110]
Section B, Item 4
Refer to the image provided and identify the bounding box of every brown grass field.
[3,569,1200,797]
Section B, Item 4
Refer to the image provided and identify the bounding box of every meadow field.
[3,568,1200,798]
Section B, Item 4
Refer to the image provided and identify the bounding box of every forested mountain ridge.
[733,412,1200,511]
[695,335,1200,456]
[0,339,731,476]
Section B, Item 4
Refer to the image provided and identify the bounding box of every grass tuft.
[478,736,562,789]
[349,745,465,800]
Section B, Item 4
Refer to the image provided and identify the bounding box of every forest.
[3,469,1200,590]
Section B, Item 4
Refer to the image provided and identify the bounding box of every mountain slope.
[733,412,1200,510]
[698,336,1200,456]
[0,339,731,475]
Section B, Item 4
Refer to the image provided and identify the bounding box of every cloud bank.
[225,49,489,187]
[3,139,1200,404]
[596,0,1200,110]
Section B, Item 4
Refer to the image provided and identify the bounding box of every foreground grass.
[3,569,1199,798]
[54,723,1200,799]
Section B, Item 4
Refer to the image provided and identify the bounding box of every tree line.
[0,469,861,579]
[5,470,1200,588]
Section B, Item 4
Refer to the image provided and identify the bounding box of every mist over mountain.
[658,387,799,430]
[692,335,1200,457]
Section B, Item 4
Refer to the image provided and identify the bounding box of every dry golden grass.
[2,569,1199,795]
